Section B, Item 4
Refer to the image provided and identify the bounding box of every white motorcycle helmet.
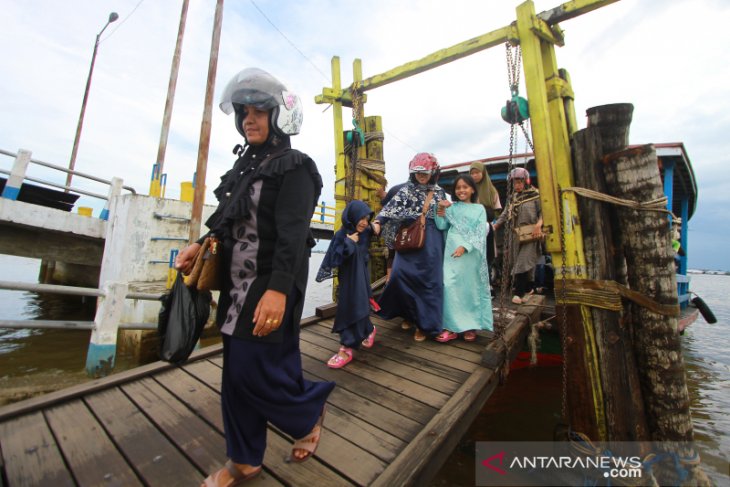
[219,67,303,139]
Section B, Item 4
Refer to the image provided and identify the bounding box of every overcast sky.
[1,0,729,270]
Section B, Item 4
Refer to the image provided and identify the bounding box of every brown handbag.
[514,223,546,244]
[393,191,434,253]
[185,236,222,291]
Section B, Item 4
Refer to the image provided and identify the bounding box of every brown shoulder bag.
[393,191,434,253]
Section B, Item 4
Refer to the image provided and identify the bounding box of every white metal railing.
[0,279,161,331]
[0,278,165,377]
[0,148,136,218]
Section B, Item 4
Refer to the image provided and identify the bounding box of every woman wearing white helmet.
[493,166,543,304]
[372,152,447,342]
[176,67,334,485]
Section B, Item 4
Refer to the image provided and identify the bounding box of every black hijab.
[205,134,322,239]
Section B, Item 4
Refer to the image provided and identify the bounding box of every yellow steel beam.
[517,0,605,440]
[316,25,518,105]
[314,0,617,106]
[516,2,560,253]
[558,68,579,137]
[315,88,366,107]
[531,15,566,46]
[358,25,518,92]
[329,56,345,235]
[353,59,367,202]
[538,0,621,25]
[545,74,574,102]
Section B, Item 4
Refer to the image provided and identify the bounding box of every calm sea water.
[0,255,728,484]
[0,253,333,403]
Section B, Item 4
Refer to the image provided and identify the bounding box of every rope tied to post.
[562,186,671,215]
[559,278,680,317]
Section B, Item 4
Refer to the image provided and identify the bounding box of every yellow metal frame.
[316,0,620,439]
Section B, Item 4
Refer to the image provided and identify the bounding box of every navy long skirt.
[377,219,444,335]
[220,288,335,466]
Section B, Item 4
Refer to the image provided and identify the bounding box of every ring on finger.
[266,318,273,324]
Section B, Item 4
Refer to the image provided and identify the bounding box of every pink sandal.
[327,347,353,369]
[361,326,377,348]
[435,330,458,343]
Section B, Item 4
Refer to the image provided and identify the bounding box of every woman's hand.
[174,242,201,275]
[451,246,466,258]
[371,220,381,236]
[347,232,359,242]
[533,218,544,238]
[252,289,287,337]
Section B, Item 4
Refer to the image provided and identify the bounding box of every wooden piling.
[586,103,633,285]
[364,115,387,283]
[602,144,708,485]
[586,103,633,154]
[571,127,649,446]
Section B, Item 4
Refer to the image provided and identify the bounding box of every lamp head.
[108,12,119,23]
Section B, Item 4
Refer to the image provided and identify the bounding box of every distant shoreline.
[688,269,730,276]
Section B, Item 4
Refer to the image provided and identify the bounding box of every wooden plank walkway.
[0,297,543,487]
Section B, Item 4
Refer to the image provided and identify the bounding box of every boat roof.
[439,142,697,220]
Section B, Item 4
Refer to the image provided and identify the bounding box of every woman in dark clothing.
[378,181,408,282]
[316,199,377,368]
[372,153,446,342]
[175,67,334,486]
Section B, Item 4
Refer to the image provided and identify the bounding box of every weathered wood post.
[571,126,649,447]
[586,104,633,285]
[364,115,387,283]
[602,144,708,485]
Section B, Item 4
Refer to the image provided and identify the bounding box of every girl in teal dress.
[434,174,493,342]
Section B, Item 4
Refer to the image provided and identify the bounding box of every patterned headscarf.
[377,181,445,247]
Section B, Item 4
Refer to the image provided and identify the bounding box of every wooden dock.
[0,297,543,487]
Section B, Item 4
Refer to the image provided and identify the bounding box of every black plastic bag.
[158,272,212,363]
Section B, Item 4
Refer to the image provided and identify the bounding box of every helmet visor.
[219,67,285,114]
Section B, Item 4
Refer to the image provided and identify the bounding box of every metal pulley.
[345,119,365,147]
[501,88,529,124]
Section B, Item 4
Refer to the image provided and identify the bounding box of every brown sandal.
[201,460,261,487]
[286,406,326,463]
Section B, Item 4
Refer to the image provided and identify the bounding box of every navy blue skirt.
[220,288,335,465]
[377,219,444,335]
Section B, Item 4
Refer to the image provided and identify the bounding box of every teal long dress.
[435,202,494,333]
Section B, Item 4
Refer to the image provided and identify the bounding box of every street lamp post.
[66,12,119,190]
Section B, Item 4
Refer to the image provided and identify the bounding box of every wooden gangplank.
[0,297,542,486]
